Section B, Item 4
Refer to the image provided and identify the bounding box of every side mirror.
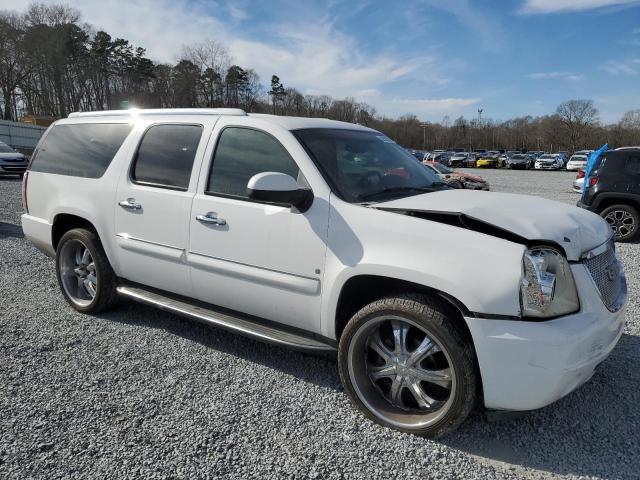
[247,172,313,213]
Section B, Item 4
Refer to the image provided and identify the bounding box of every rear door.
[623,151,640,195]
[114,120,215,297]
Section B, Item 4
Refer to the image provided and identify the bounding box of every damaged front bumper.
[465,262,626,411]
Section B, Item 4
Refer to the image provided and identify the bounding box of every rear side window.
[624,154,640,175]
[30,123,132,178]
[132,124,203,190]
[206,127,299,199]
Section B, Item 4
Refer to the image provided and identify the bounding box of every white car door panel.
[115,120,216,297]
[188,118,329,332]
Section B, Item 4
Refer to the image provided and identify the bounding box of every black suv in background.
[578,147,640,241]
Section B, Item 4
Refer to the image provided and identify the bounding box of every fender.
[591,192,640,212]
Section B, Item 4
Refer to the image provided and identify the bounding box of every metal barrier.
[0,120,46,149]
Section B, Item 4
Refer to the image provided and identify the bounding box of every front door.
[188,119,329,332]
[114,121,211,297]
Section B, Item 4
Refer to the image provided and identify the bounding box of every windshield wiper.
[358,184,447,201]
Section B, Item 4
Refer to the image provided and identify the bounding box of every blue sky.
[6,0,640,123]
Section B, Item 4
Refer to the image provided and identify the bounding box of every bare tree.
[556,99,599,151]
[0,12,29,119]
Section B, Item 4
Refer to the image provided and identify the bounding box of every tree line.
[1,3,639,151]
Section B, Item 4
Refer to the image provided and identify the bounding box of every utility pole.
[420,123,428,150]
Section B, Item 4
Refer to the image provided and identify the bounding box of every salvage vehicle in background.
[447,152,470,167]
[475,153,503,168]
[506,153,531,169]
[578,146,640,241]
[573,169,585,193]
[423,160,490,190]
[0,141,28,178]
[425,151,451,164]
[535,154,563,170]
[22,108,627,438]
[566,154,589,171]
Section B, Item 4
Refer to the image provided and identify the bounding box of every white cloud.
[3,0,431,103]
[526,71,584,81]
[391,97,481,111]
[520,0,640,14]
[419,0,505,52]
[601,60,639,75]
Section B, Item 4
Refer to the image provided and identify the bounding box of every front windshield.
[0,143,15,153]
[295,128,446,203]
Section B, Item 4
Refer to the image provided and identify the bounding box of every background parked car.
[535,154,563,170]
[573,169,585,193]
[448,152,470,167]
[476,153,502,168]
[506,153,531,169]
[423,160,490,190]
[425,152,451,163]
[0,141,28,178]
[578,146,640,241]
[566,154,589,171]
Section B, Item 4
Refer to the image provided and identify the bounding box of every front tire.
[56,228,119,313]
[601,204,639,242]
[338,294,477,438]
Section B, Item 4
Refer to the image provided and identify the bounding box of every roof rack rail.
[68,108,247,118]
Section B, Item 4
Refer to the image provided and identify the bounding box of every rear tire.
[55,228,120,313]
[338,294,477,438]
[600,204,639,242]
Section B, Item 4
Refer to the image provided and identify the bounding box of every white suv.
[22,108,626,437]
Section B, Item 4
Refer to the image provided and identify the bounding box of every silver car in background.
[0,142,28,178]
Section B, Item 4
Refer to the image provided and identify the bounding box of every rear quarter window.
[624,154,640,175]
[29,123,133,178]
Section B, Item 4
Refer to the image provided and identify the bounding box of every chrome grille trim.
[583,240,626,312]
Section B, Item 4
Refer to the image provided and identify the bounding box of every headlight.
[520,247,579,318]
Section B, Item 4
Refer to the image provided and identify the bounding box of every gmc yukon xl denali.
[22,108,627,437]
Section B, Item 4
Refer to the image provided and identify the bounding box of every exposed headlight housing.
[520,247,579,318]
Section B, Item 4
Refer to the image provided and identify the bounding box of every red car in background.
[423,160,490,190]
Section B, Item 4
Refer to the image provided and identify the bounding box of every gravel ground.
[1,170,638,480]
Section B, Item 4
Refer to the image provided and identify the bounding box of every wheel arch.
[333,274,474,345]
[593,194,640,214]
[51,213,98,251]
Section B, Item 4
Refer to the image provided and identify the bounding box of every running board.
[116,286,336,352]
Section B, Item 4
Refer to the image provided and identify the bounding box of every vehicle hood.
[375,190,610,261]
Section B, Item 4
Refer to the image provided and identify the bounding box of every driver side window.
[206,127,300,199]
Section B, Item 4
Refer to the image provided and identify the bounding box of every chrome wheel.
[58,239,97,307]
[347,315,456,429]
[604,209,637,239]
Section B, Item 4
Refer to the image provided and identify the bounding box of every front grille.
[584,241,624,312]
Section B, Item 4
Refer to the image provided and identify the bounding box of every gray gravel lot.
[1,170,638,479]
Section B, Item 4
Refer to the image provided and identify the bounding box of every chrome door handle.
[196,212,226,226]
[118,198,142,210]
